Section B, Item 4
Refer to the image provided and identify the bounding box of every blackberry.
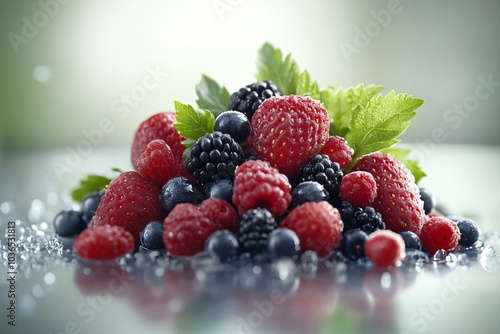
[340,201,385,234]
[298,154,343,206]
[236,208,277,256]
[186,132,244,185]
[228,80,281,120]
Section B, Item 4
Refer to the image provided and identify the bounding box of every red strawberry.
[135,139,178,185]
[250,95,330,177]
[281,201,343,257]
[131,111,186,176]
[353,152,425,235]
[320,135,354,170]
[73,225,134,261]
[91,171,164,244]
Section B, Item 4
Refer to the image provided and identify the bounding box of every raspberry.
[228,80,281,120]
[186,132,244,185]
[340,201,385,234]
[131,111,187,177]
[91,171,164,245]
[199,198,239,232]
[353,152,425,235]
[281,201,343,257]
[320,135,354,170]
[232,160,291,217]
[236,208,277,256]
[250,95,330,177]
[364,230,405,267]
[135,139,178,185]
[162,203,221,256]
[339,171,377,208]
[298,154,343,205]
[420,216,461,254]
[73,225,134,261]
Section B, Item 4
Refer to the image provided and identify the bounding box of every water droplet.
[33,65,52,83]
[44,272,56,285]
[480,246,500,273]
[380,271,392,290]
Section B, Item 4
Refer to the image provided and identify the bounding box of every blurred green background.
[1,0,499,163]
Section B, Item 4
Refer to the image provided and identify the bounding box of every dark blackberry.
[340,201,385,234]
[298,154,343,206]
[236,208,277,256]
[228,80,281,120]
[186,132,244,185]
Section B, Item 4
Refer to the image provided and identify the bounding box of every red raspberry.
[353,152,425,235]
[73,225,134,261]
[162,203,221,256]
[135,139,178,185]
[232,160,291,217]
[420,216,460,254]
[199,198,239,232]
[339,171,377,207]
[281,201,343,257]
[91,171,164,245]
[364,230,405,267]
[320,135,354,170]
[131,111,187,177]
[250,95,330,177]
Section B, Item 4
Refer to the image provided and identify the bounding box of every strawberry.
[250,95,330,177]
[135,139,178,186]
[131,111,187,177]
[91,171,165,244]
[353,152,425,235]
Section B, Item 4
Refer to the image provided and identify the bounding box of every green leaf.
[321,84,384,137]
[195,74,231,117]
[70,174,113,203]
[345,91,424,163]
[296,70,321,100]
[173,100,215,148]
[381,147,427,183]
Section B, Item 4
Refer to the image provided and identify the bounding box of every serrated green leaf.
[195,74,231,117]
[70,174,113,203]
[345,91,424,163]
[321,84,384,137]
[173,101,215,148]
[381,147,427,183]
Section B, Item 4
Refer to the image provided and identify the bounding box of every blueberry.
[139,221,165,250]
[419,187,436,214]
[340,229,368,260]
[53,209,86,237]
[290,181,329,209]
[204,179,234,204]
[399,231,422,251]
[214,111,251,143]
[160,177,206,213]
[456,219,480,247]
[81,191,104,224]
[267,228,300,260]
[205,230,240,263]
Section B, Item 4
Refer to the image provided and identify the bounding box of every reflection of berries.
[236,208,277,256]
[365,230,406,267]
[339,171,377,208]
[74,225,134,260]
[228,80,281,120]
[186,132,244,185]
[298,154,343,205]
[420,216,461,254]
[320,135,354,170]
[340,201,385,234]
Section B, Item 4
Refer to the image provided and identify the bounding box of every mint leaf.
[321,84,384,137]
[345,91,424,163]
[381,147,426,183]
[70,174,113,203]
[173,101,215,148]
[195,74,231,117]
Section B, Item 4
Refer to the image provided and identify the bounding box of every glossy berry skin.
[420,216,461,254]
[319,135,354,170]
[290,181,329,209]
[81,191,104,224]
[204,179,234,205]
[419,187,436,214]
[135,139,178,186]
[53,209,86,237]
[399,231,422,251]
[339,171,377,208]
[160,177,206,214]
[214,111,251,143]
[340,229,368,260]
[365,230,406,267]
[205,230,240,263]
[140,221,165,250]
[267,228,300,260]
[73,225,134,261]
[456,219,480,247]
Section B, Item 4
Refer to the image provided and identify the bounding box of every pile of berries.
[54,81,481,269]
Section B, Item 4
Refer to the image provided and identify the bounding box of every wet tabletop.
[1,144,500,334]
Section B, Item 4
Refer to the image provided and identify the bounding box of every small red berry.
[199,198,239,232]
[320,136,354,170]
[364,230,405,267]
[340,171,378,207]
[420,216,461,254]
[73,225,134,261]
[135,139,178,185]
